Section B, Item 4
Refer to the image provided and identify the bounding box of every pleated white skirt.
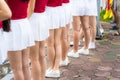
[46,6,66,29]
[7,18,35,51]
[0,29,8,64]
[71,0,97,16]
[29,12,49,41]
[59,6,66,27]
[63,3,72,24]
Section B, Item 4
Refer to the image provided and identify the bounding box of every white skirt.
[7,18,35,51]
[29,12,49,41]
[46,6,64,29]
[0,29,8,64]
[71,0,98,16]
[63,3,72,24]
[59,6,66,27]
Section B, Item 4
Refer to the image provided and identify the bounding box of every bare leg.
[30,42,41,80]
[66,24,70,51]
[61,23,71,60]
[72,16,82,52]
[47,30,55,69]
[22,48,31,80]
[53,28,62,70]
[61,27,68,61]
[8,51,24,80]
[39,41,46,80]
[89,16,97,42]
[80,16,90,49]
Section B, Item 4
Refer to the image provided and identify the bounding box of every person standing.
[45,0,63,78]
[68,0,97,57]
[7,0,35,80]
[60,0,72,66]
[29,0,49,80]
[0,0,11,65]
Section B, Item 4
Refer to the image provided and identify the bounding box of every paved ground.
[0,22,120,80]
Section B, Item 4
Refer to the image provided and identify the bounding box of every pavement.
[0,22,120,80]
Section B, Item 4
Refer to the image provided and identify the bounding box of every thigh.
[80,16,89,29]
[30,42,39,60]
[8,51,22,69]
[61,27,67,39]
[47,29,54,45]
[22,48,30,65]
[72,16,81,31]
[54,28,62,42]
[89,16,96,27]
[39,41,46,57]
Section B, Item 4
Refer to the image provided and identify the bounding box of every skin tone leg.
[66,24,70,50]
[39,41,46,80]
[61,23,70,61]
[72,16,83,52]
[22,48,31,80]
[30,41,46,80]
[30,42,41,80]
[80,16,90,49]
[89,16,97,42]
[47,30,55,69]
[53,28,62,70]
[47,28,62,70]
[8,51,24,80]
[61,26,68,61]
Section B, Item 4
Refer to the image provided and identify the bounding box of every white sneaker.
[100,29,104,34]
[45,70,60,78]
[46,68,52,74]
[82,38,85,42]
[89,42,95,49]
[60,57,70,66]
[68,50,79,58]
[78,48,89,55]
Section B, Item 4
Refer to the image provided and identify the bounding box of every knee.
[61,34,67,42]
[82,25,90,31]
[12,65,23,72]
[39,52,46,59]
[30,55,39,62]
[22,62,29,69]
[54,39,60,46]
[39,42,45,48]
[73,26,80,32]
[89,22,96,30]
[47,38,54,47]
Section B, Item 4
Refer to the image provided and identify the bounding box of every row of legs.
[73,16,96,52]
[7,16,96,80]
